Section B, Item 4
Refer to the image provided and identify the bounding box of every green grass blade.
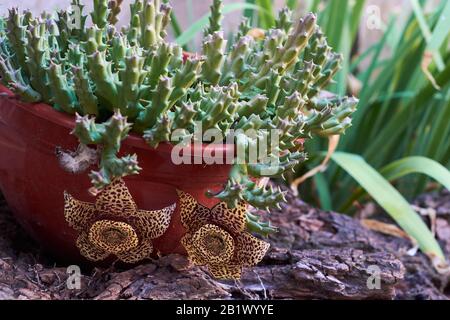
[426,96,450,162]
[324,0,348,50]
[380,156,450,190]
[244,0,256,18]
[338,155,450,212]
[322,0,350,94]
[350,7,446,156]
[162,0,183,38]
[349,0,366,41]
[331,152,445,260]
[329,19,395,186]
[256,0,276,29]
[428,0,450,56]
[344,18,394,147]
[411,0,445,70]
[363,62,450,166]
[308,0,321,13]
[350,42,377,72]
[176,3,266,47]
[313,172,333,211]
[286,0,298,10]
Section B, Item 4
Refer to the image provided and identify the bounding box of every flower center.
[204,235,226,256]
[102,228,127,245]
[89,220,139,254]
[192,224,234,264]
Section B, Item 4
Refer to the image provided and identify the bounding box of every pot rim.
[0,85,234,155]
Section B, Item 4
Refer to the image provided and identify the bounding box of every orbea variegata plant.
[0,0,357,235]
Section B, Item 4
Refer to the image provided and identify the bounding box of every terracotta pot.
[0,85,233,263]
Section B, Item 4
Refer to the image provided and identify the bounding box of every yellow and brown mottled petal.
[210,201,247,234]
[64,192,96,232]
[234,232,270,267]
[181,233,209,265]
[177,190,210,232]
[76,232,110,262]
[88,220,139,255]
[208,264,243,280]
[95,178,137,216]
[133,203,175,239]
[191,224,235,265]
[116,240,154,264]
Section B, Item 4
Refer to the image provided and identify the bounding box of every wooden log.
[0,190,449,300]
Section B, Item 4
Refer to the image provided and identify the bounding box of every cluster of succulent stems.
[0,0,357,235]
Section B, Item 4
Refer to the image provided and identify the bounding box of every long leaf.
[340,156,450,212]
[308,0,321,13]
[349,0,366,41]
[364,62,450,166]
[323,0,348,50]
[244,0,257,25]
[286,0,298,10]
[162,0,183,38]
[256,0,276,29]
[331,152,445,260]
[313,172,333,210]
[381,156,450,190]
[411,0,445,70]
[425,97,450,162]
[428,0,450,55]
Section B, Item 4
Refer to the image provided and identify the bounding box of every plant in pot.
[0,0,357,279]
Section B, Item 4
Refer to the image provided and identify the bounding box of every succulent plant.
[0,0,357,235]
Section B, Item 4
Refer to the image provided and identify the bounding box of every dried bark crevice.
[0,190,449,300]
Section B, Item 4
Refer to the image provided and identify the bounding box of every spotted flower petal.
[177,190,210,231]
[95,179,137,216]
[235,232,270,266]
[64,179,175,263]
[76,232,110,262]
[210,201,248,234]
[64,192,96,232]
[177,190,270,280]
[133,203,176,239]
[208,264,243,280]
[116,240,154,264]
[181,233,209,265]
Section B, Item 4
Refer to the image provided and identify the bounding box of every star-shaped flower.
[177,191,270,279]
[64,179,175,263]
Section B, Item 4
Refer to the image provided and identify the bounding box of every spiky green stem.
[204,0,223,36]
[91,0,109,28]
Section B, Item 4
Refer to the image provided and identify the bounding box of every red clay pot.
[0,85,233,263]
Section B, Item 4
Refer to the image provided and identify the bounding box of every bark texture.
[1,189,449,300]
